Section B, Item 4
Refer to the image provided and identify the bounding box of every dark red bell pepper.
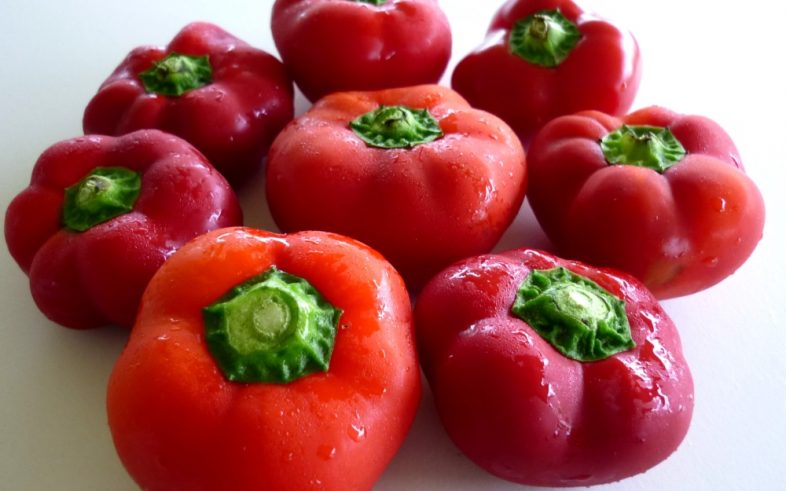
[526,106,766,298]
[83,22,294,184]
[4,130,242,329]
[271,0,452,102]
[415,248,694,487]
[265,84,527,289]
[452,0,641,142]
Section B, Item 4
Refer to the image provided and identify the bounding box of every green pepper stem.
[62,167,141,232]
[204,267,341,383]
[139,52,213,97]
[350,105,443,149]
[512,267,635,362]
[509,9,582,68]
[351,0,387,5]
[600,125,687,173]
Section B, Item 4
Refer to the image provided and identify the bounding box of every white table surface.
[2,1,784,490]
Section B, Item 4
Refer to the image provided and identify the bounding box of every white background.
[1,1,785,490]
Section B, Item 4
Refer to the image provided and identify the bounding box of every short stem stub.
[203,267,341,383]
[351,0,387,5]
[350,105,443,149]
[509,9,582,67]
[600,125,687,173]
[62,167,141,232]
[512,267,635,362]
[139,52,213,97]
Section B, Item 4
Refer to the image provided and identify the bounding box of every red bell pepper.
[83,22,294,184]
[265,84,527,289]
[415,248,694,487]
[526,106,766,298]
[107,227,421,491]
[271,0,452,102]
[4,130,242,329]
[452,0,641,142]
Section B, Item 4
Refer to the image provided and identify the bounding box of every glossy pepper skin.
[83,22,294,184]
[415,248,694,487]
[4,130,242,329]
[526,106,766,298]
[271,0,452,102]
[107,227,421,491]
[452,0,641,143]
[265,84,527,290]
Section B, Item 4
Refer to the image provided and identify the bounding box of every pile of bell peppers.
[3,1,767,490]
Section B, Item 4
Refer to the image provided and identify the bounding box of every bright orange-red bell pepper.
[107,227,421,491]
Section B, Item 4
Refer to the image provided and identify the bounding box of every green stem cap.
[351,0,387,5]
[509,9,582,67]
[512,267,635,362]
[62,167,141,232]
[139,52,213,97]
[203,267,341,383]
[350,105,443,149]
[600,125,687,173]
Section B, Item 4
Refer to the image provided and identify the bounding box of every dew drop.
[349,424,367,442]
[317,445,337,460]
